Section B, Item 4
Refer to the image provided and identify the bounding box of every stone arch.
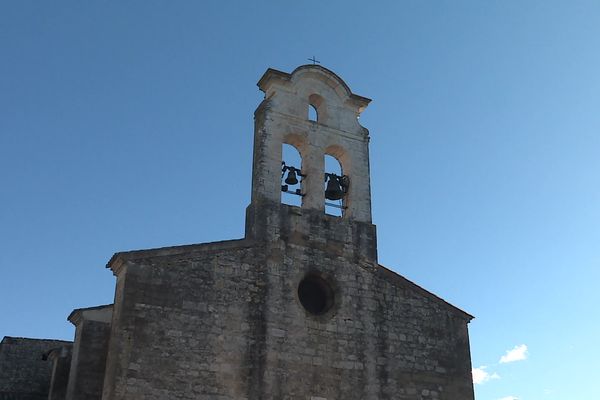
[283,133,307,157]
[324,144,351,176]
[290,65,365,110]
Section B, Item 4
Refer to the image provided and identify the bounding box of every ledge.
[1,336,73,345]
[67,304,114,326]
[106,238,255,275]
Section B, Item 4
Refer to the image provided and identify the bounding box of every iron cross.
[308,56,321,65]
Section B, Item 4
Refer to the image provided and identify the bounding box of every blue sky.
[1,2,599,399]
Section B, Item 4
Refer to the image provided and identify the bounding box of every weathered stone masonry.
[0,337,72,400]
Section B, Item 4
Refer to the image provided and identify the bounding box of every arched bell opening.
[281,143,304,207]
[324,154,347,217]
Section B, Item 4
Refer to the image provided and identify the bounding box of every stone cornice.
[106,238,254,274]
[257,65,371,110]
[67,304,113,326]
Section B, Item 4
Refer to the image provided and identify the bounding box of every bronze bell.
[325,175,344,200]
[285,168,299,185]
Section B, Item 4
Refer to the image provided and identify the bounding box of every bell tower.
[245,65,377,261]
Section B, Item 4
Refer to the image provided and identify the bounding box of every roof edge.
[1,336,73,344]
[376,264,475,321]
[257,65,371,107]
[106,238,254,275]
[67,303,114,326]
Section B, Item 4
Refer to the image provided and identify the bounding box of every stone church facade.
[1,65,475,400]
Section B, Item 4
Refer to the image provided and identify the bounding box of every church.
[0,65,475,400]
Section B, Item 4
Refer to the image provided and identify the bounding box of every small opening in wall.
[308,104,318,122]
[298,274,334,316]
[308,94,324,123]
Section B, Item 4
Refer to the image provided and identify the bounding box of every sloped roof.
[375,263,474,321]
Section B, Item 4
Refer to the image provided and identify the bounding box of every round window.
[297,274,334,316]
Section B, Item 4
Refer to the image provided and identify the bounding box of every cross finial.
[308,56,320,65]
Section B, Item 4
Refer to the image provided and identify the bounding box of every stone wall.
[103,239,266,400]
[103,207,473,400]
[66,305,112,400]
[0,337,72,400]
[47,345,72,400]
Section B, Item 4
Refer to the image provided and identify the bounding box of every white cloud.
[472,366,500,385]
[499,344,528,363]
[498,396,519,400]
